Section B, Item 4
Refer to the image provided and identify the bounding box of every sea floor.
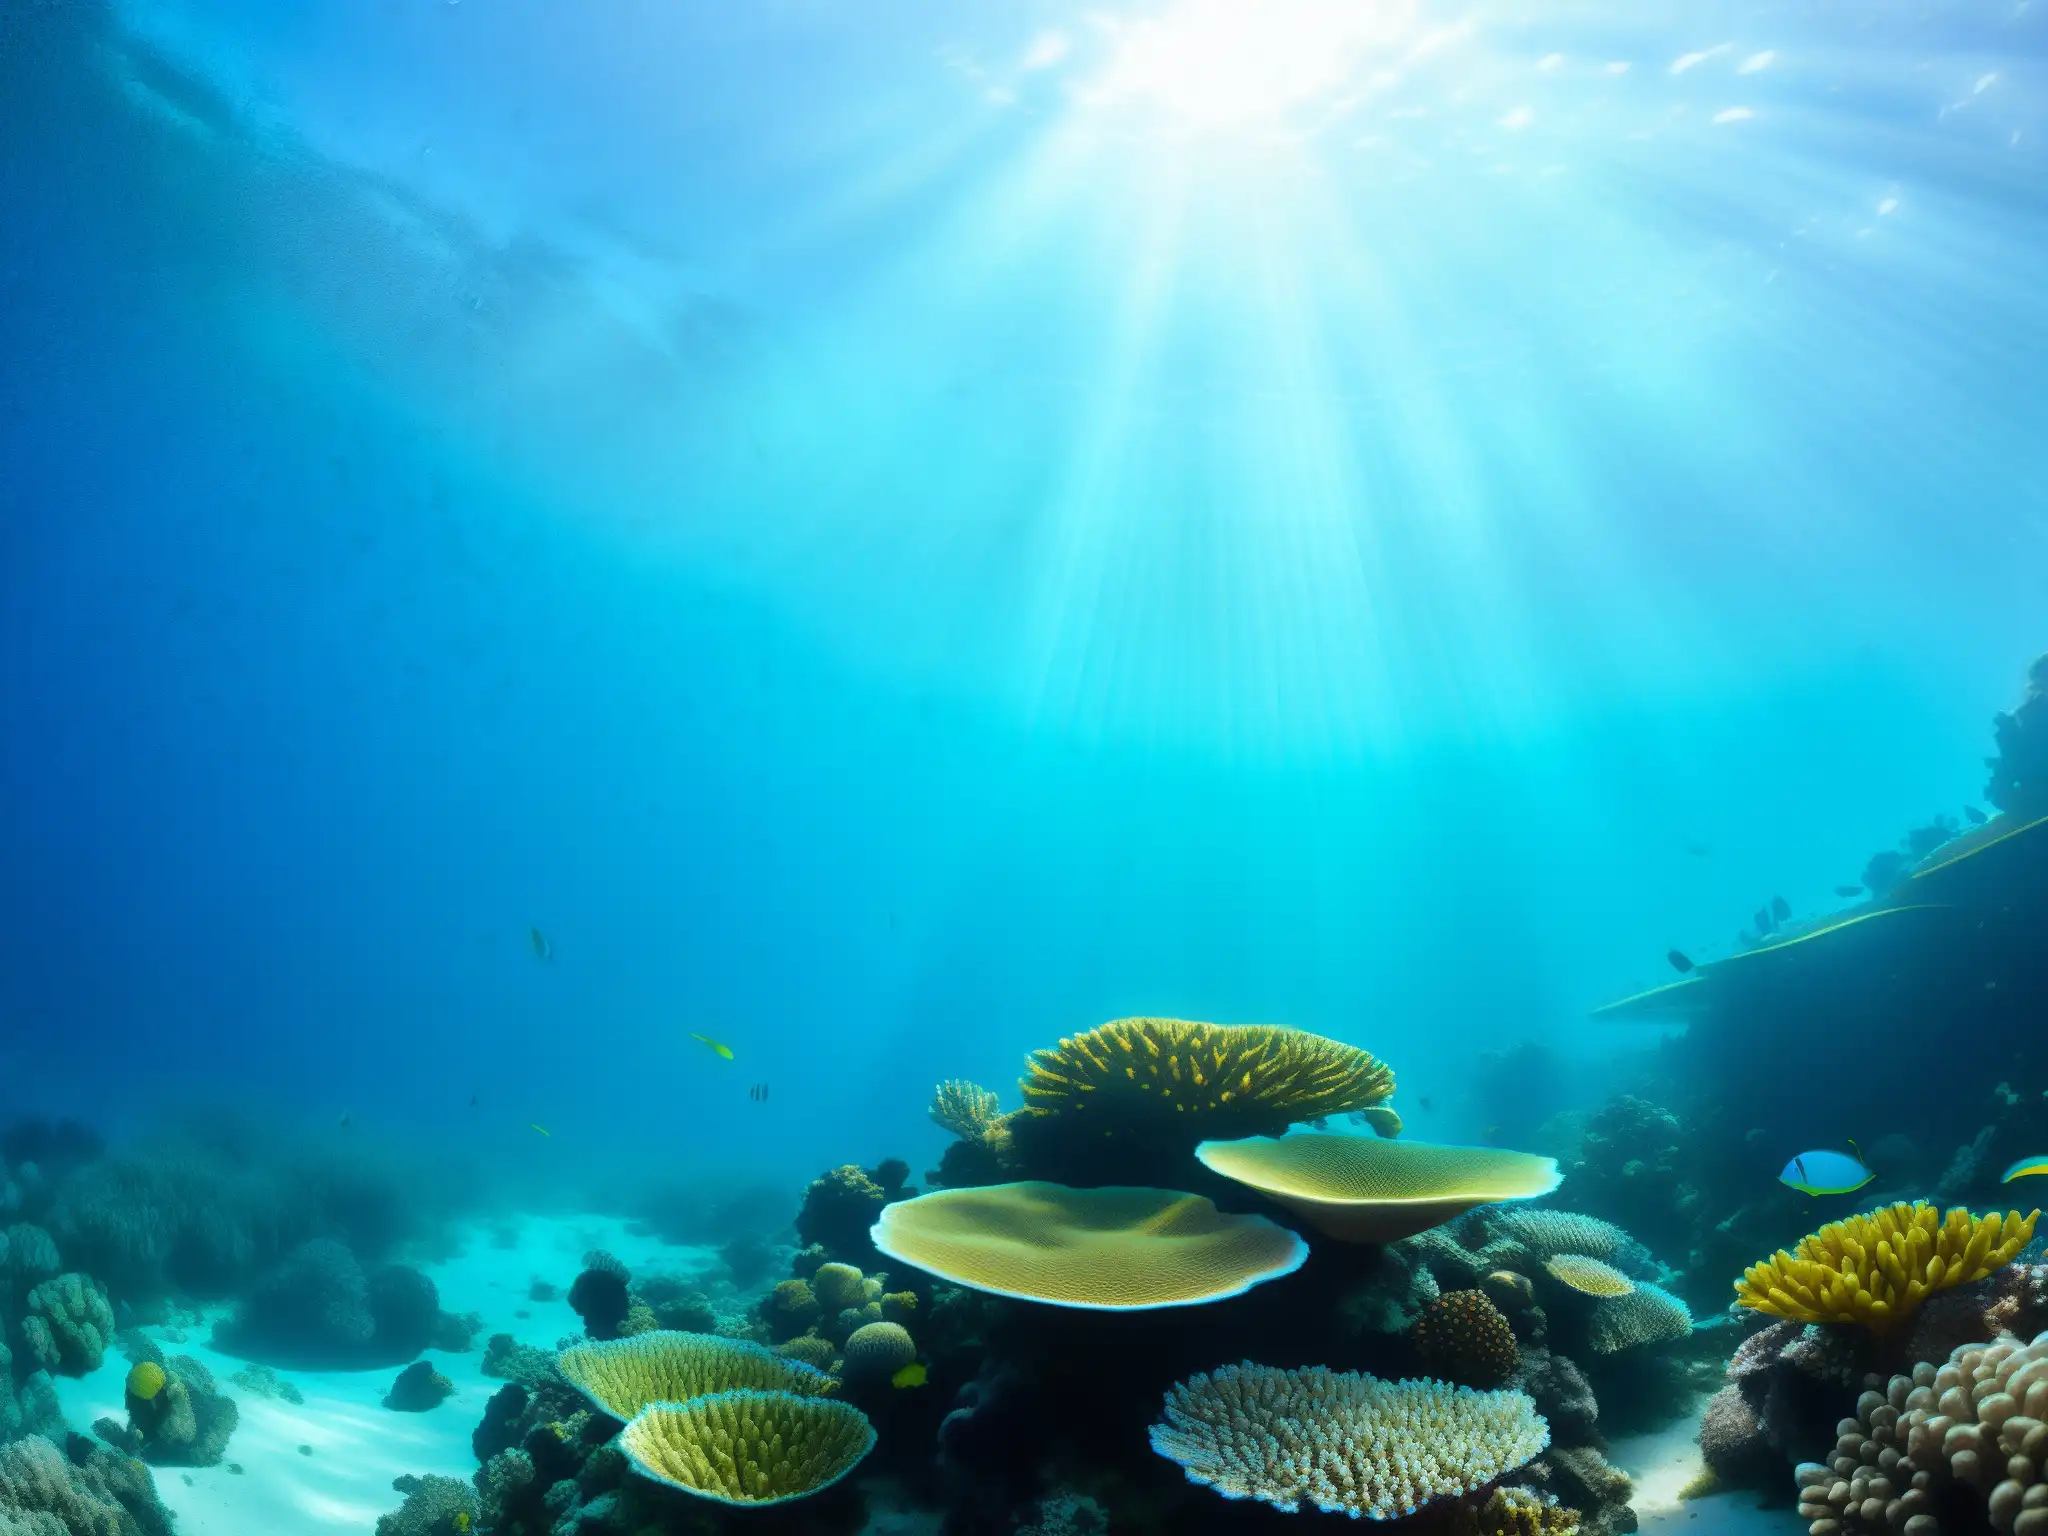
[1614,1414,1805,1536]
[53,1214,718,1534]
[52,1217,1808,1536]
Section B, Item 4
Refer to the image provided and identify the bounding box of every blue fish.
[1780,1149,1874,1196]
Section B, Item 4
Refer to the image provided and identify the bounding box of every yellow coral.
[930,1080,1002,1141]
[557,1332,835,1420]
[619,1389,875,1506]
[1735,1202,2038,1331]
[1543,1255,1635,1298]
[810,1263,866,1316]
[125,1361,167,1402]
[1018,1019,1394,1141]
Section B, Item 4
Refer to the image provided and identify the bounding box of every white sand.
[1612,1408,1807,1536]
[53,1215,719,1534]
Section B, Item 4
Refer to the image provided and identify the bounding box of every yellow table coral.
[1735,1201,2038,1331]
[619,1389,875,1507]
[557,1333,834,1420]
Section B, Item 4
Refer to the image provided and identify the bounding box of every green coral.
[557,1332,834,1421]
[23,1273,115,1376]
[618,1389,876,1506]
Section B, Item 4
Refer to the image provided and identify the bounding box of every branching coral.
[1412,1290,1521,1389]
[1794,1331,2048,1536]
[618,1389,876,1506]
[931,1082,1004,1143]
[1149,1362,1549,1519]
[1016,1018,1395,1144]
[1736,1203,2038,1331]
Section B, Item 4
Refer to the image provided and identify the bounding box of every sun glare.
[1086,0,1416,128]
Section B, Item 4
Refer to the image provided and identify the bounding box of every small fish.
[337,1109,352,1131]
[1418,1096,1435,1112]
[1965,805,1987,825]
[1834,885,1863,898]
[691,1033,735,1061]
[891,1362,927,1389]
[1754,907,1774,934]
[1771,895,1792,922]
[530,1124,551,1138]
[529,927,551,961]
[1779,1149,1874,1196]
[454,1515,472,1535]
[468,1093,478,1109]
[749,1083,769,1103]
[2001,1155,2048,1183]
[1667,949,1695,974]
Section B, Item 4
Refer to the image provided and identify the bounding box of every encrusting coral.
[617,1389,877,1507]
[1737,1203,2038,1331]
[1793,1330,2048,1536]
[1195,1134,1560,1242]
[1015,1017,1396,1144]
[557,1331,835,1420]
[870,1181,1307,1310]
[1149,1362,1550,1519]
[1413,1290,1522,1389]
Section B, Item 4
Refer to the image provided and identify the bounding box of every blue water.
[2,0,2044,1201]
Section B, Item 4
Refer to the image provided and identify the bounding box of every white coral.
[1150,1362,1549,1519]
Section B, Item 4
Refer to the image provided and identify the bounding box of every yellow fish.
[454,1516,471,1534]
[2003,1156,2048,1183]
[890,1362,927,1389]
[530,1124,551,1138]
[690,1033,735,1061]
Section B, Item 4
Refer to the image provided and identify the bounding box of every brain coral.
[1150,1362,1549,1519]
[558,1332,834,1420]
[1018,1018,1395,1142]
[842,1322,916,1379]
[1587,1283,1692,1354]
[1544,1255,1635,1298]
[1412,1290,1521,1389]
[1738,1203,2038,1332]
[1195,1135,1561,1243]
[777,1336,838,1372]
[810,1263,868,1317]
[619,1389,876,1506]
[870,1181,1307,1310]
[1794,1330,2048,1536]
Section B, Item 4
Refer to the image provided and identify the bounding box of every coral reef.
[1009,1019,1396,1178]
[1149,1362,1550,1518]
[227,1362,303,1404]
[567,1251,632,1340]
[376,1472,478,1536]
[1986,654,2048,816]
[1556,1096,1702,1263]
[385,1361,455,1413]
[870,1181,1307,1309]
[99,1352,238,1466]
[1195,1133,1561,1242]
[1794,1330,2048,1536]
[795,1166,893,1262]
[557,1332,833,1421]
[617,1389,876,1506]
[1737,1203,2038,1331]
[480,1333,555,1389]
[1587,1284,1692,1354]
[1413,1290,1522,1389]
[1458,1485,1583,1536]
[21,1272,114,1375]
[215,1238,440,1365]
[0,1432,174,1536]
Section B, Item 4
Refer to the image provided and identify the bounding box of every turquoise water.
[1,2,2045,1534]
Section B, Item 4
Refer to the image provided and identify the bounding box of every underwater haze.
[2,0,2047,1533]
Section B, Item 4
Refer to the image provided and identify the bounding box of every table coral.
[1149,1362,1549,1519]
[618,1388,876,1506]
[557,1331,834,1421]
[1737,1202,2037,1332]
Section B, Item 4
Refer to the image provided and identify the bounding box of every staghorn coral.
[871,1181,1307,1310]
[618,1388,876,1506]
[1737,1203,2038,1331]
[1793,1330,2048,1536]
[931,1081,1004,1143]
[1412,1290,1521,1389]
[1195,1134,1561,1243]
[1016,1017,1395,1144]
[1544,1255,1635,1298]
[841,1321,916,1379]
[557,1331,834,1420]
[22,1273,114,1375]
[1148,1361,1549,1519]
[1587,1282,1692,1353]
